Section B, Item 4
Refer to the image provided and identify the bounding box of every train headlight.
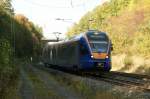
[91,55,94,58]
[106,56,109,58]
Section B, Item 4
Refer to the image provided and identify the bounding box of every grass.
[45,69,127,99]
[25,65,61,99]
[3,80,20,99]
[69,80,94,98]
[45,69,97,98]
[0,61,19,99]
[95,91,122,99]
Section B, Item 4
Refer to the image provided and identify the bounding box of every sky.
[12,0,108,39]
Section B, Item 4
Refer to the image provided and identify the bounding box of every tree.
[14,14,43,57]
[0,0,14,14]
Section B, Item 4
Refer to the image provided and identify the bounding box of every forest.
[0,0,43,97]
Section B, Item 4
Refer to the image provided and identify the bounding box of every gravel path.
[18,63,82,99]
[19,67,35,99]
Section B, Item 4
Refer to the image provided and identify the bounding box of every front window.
[86,31,109,53]
[89,41,108,53]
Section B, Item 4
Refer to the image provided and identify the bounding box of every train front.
[86,31,112,71]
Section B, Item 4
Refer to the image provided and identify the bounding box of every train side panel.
[45,41,80,69]
[42,45,50,65]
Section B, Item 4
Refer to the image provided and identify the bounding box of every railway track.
[85,71,150,92]
[103,71,150,81]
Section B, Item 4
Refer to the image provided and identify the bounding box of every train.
[42,30,113,72]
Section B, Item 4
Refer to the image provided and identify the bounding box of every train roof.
[85,30,108,36]
[46,30,108,46]
[68,30,108,40]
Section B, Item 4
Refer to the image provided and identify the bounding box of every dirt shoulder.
[17,63,83,99]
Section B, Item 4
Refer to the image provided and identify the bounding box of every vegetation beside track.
[0,0,43,98]
[22,63,61,99]
[112,54,150,74]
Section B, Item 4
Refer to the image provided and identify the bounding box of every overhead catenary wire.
[23,0,87,8]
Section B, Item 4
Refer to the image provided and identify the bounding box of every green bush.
[0,38,15,97]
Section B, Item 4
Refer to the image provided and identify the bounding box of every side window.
[80,43,89,55]
[42,48,45,57]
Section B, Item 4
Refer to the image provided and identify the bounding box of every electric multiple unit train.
[42,30,113,72]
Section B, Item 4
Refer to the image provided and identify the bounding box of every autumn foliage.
[67,0,150,57]
[0,0,43,97]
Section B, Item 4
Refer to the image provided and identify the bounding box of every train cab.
[79,30,112,71]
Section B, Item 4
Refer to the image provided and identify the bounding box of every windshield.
[86,31,109,53]
[89,41,108,53]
